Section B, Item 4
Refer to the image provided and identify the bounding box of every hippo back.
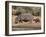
[17,13,33,21]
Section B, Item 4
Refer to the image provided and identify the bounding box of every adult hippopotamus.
[15,13,33,23]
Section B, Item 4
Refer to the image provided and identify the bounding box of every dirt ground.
[12,15,41,31]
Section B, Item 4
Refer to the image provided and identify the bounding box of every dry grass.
[12,15,41,31]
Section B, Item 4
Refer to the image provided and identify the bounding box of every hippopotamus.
[15,13,33,23]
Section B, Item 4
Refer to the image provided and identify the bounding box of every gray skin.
[15,13,33,23]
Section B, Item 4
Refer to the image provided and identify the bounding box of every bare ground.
[12,15,41,31]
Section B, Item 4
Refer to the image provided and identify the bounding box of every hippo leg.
[15,20,18,24]
[19,20,22,23]
[15,19,18,24]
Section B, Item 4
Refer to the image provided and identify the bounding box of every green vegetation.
[12,6,41,16]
